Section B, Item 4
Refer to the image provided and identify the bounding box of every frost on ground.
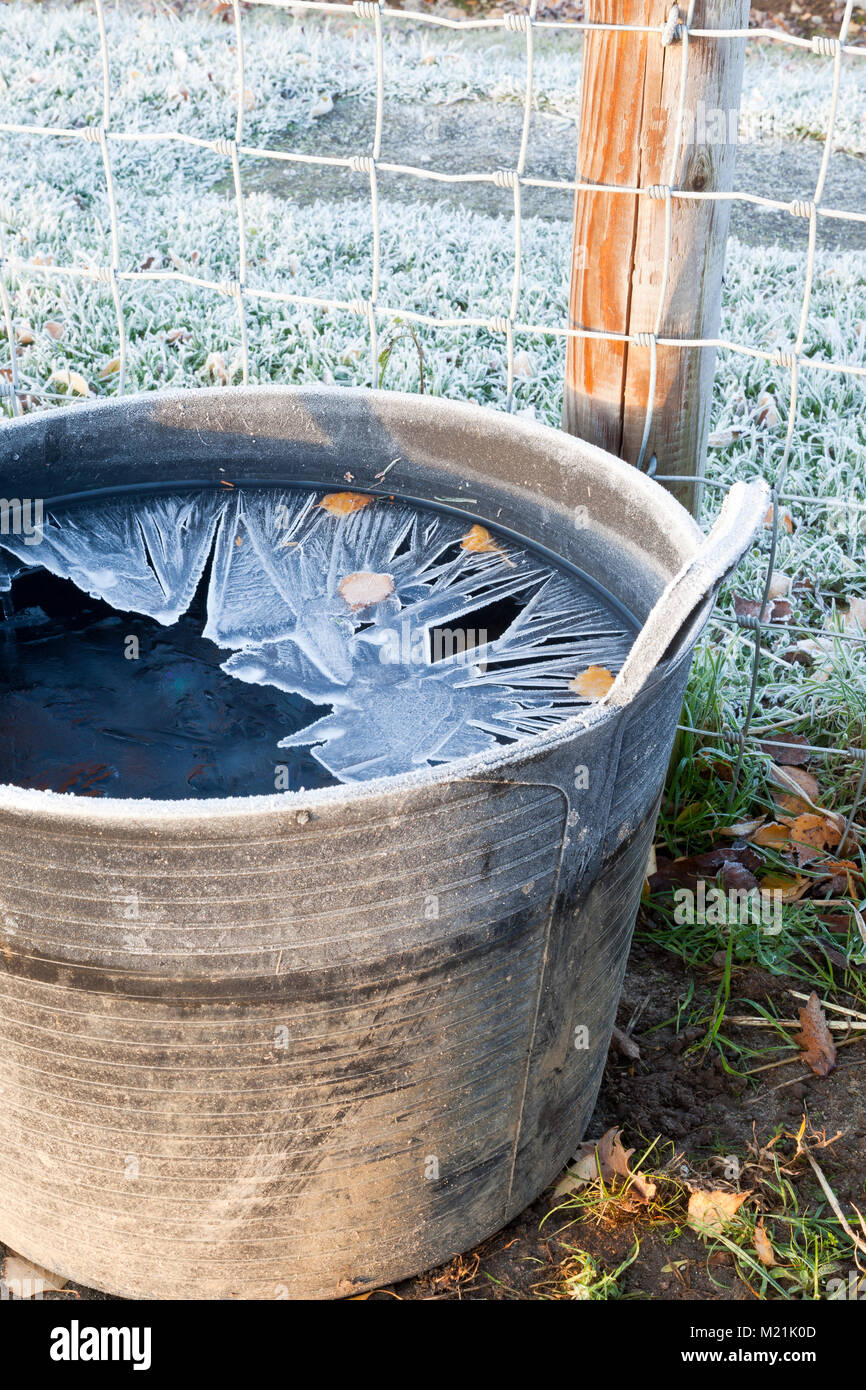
[1,2,865,761]
[0,488,636,782]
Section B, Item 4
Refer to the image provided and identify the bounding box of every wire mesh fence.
[0,0,864,829]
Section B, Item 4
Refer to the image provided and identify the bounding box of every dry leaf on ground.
[554,1127,656,1204]
[754,1222,776,1267]
[794,992,836,1076]
[687,1189,751,1234]
[790,812,843,866]
[759,734,810,767]
[50,368,91,397]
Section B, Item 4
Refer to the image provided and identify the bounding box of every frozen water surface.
[0,486,638,794]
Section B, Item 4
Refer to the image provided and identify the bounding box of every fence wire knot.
[789,199,816,219]
[736,612,763,633]
[488,316,511,334]
[211,138,237,158]
[503,13,531,32]
[352,1,382,17]
[771,349,798,368]
[811,35,841,57]
[348,155,376,173]
[644,184,672,201]
[492,170,519,190]
[91,265,116,284]
[351,298,375,322]
[633,331,656,348]
[661,4,682,46]
[80,124,106,144]
[219,279,244,298]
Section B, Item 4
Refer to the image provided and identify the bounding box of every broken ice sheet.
[203,488,545,686]
[0,491,224,625]
[221,512,636,782]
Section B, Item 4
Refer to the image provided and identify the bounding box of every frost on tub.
[0,486,638,793]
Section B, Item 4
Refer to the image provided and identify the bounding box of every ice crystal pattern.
[0,488,636,783]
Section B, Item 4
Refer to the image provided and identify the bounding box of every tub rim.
[0,385,709,823]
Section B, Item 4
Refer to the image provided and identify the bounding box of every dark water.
[0,568,336,798]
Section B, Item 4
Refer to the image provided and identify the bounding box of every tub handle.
[602,477,771,710]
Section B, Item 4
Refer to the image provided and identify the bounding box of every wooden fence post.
[563,0,749,515]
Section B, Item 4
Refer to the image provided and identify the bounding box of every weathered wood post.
[563,0,749,515]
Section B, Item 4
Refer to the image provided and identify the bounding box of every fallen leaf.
[609,1024,640,1061]
[310,93,334,118]
[718,815,767,839]
[758,870,810,902]
[790,812,842,866]
[338,571,395,612]
[754,391,780,429]
[99,357,121,379]
[768,763,821,814]
[1,1252,69,1297]
[794,991,836,1076]
[751,821,791,848]
[687,1189,751,1234]
[556,1127,657,1204]
[844,596,866,632]
[319,491,374,517]
[512,349,533,379]
[569,664,615,700]
[45,320,65,341]
[760,734,809,766]
[460,523,501,555]
[754,1222,776,1267]
[166,327,191,344]
[708,426,744,448]
[50,368,91,396]
[16,326,35,346]
[764,504,794,534]
[202,351,229,385]
[767,571,791,600]
[649,846,762,896]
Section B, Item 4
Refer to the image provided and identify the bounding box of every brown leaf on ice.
[569,665,615,700]
[794,992,836,1076]
[338,571,395,612]
[45,320,64,341]
[16,325,35,346]
[687,1189,751,1234]
[99,357,121,379]
[319,491,374,517]
[790,812,843,866]
[460,523,505,557]
[754,1222,776,1267]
